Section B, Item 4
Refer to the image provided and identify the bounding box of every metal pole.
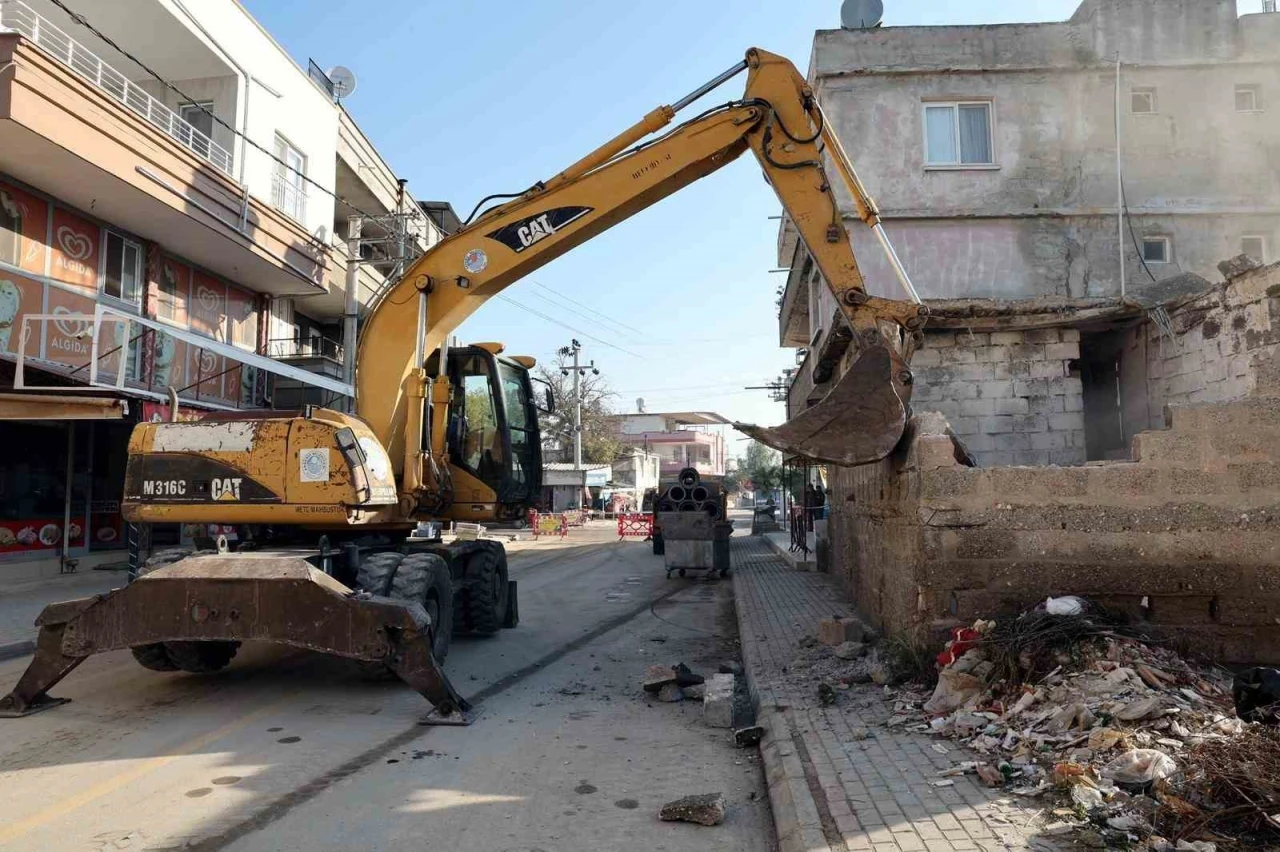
[572,343,582,469]
[62,423,73,573]
[343,215,362,412]
[671,60,749,113]
[1115,55,1126,300]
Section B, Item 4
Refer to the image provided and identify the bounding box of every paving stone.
[730,537,1044,852]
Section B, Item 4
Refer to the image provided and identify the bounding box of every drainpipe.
[343,215,361,412]
[1115,54,1126,300]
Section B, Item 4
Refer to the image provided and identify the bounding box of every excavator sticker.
[486,206,593,253]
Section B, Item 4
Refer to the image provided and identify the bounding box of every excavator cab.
[436,345,543,524]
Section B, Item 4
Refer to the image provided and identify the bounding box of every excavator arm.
[357,47,926,514]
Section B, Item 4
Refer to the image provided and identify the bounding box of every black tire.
[461,542,509,636]
[356,551,403,596]
[131,642,178,672]
[165,640,239,673]
[130,548,195,672]
[393,553,453,662]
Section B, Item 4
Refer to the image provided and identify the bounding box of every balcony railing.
[268,335,344,363]
[0,0,235,175]
[271,170,308,223]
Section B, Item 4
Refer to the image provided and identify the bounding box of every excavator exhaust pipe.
[0,556,473,724]
[735,344,912,466]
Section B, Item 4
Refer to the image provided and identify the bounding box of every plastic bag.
[1045,596,1086,616]
[1101,749,1177,787]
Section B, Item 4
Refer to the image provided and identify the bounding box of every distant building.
[541,463,610,513]
[610,448,661,508]
[606,411,729,478]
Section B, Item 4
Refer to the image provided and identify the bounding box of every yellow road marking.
[0,694,294,844]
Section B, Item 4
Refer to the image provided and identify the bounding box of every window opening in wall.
[1131,88,1157,114]
[102,232,142,308]
[0,189,20,267]
[1242,235,1269,264]
[924,101,994,166]
[1141,236,1171,264]
[272,134,307,223]
[1235,85,1261,113]
[179,102,214,157]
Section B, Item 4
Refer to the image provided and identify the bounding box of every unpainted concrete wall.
[825,263,1280,665]
[911,328,1087,467]
[807,0,1280,304]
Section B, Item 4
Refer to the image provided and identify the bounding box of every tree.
[536,353,625,465]
[741,440,782,497]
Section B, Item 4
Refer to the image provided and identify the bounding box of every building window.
[1242,235,1269,264]
[272,134,307,223]
[101,232,142,307]
[0,190,20,267]
[924,101,994,167]
[1131,88,1158,114]
[1142,236,1172,264]
[179,102,215,159]
[1236,85,1262,113]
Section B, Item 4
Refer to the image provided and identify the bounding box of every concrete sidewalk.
[732,537,1050,852]
[0,568,128,657]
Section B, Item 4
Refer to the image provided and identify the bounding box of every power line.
[495,296,645,359]
[48,0,376,219]
[527,280,648,339]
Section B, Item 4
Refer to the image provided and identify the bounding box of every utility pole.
[558,339,599,468]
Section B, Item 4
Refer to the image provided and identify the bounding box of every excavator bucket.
[735,345,910,466]
[0,555,473,724]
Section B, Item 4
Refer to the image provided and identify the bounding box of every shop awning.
[0,393,127,420]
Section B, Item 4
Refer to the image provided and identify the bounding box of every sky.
[243,0,1265,457]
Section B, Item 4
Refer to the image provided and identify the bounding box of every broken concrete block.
[703,673,734,728]
[643,664,677,693]
[832,641,867,660]
[818,616,864,646]
[718,661,744,676]
[683,683,706,700]
[659,793,725,826]
[734,725,764,747]
[657,683,685,703]
[1219,254,1263,281]
[672,662,704,687]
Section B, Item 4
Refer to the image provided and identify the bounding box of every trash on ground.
[658,793,726,826]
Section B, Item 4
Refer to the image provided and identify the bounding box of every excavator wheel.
[461,542,509,636]
[130,548,194,673]
[394,553,453,662]
[358,552,453,679]
[128,543,241,676]
[355,551,402,596]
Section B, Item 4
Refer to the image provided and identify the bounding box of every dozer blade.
[735,344,911,466]
[0,555,472,723]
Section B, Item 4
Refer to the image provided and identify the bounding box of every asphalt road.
[0,524,772,852]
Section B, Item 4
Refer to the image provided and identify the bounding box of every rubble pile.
[889,600,1278,851]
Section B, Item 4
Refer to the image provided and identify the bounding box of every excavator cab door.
[439,347,541,513]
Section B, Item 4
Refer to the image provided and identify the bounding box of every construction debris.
[890,600,1279,851]
[704,673,735,728]
[734,725,765,748]
[643,662,705,694]
[657,684,685,703]
[658,793,726,826]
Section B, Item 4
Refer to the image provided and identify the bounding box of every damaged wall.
[826,263,1280,665]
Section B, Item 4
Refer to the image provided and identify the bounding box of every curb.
[731,570,832,852]
[0,639,35,662]
[761,534,817,572]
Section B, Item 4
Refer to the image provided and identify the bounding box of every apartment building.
[0,0,441,578]
[779,0,1280,467]
[606,411,729,478]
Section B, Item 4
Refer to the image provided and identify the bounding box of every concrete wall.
[912,328,1087,467]
[824,264,1280,665]
[803,0,1280,305]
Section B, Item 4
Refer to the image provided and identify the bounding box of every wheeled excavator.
[0,48,925,723]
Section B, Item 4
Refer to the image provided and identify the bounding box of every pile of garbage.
[891,597,1279,851]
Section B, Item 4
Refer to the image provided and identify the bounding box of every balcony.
[268,334,344,364]
[271,170,308,224]
[0,24,333,298]
[0,1,233,174]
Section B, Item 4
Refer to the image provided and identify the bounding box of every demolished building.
[775,0,1280,663]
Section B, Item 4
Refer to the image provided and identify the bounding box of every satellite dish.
[328,66,358,100]
[637,397,646,414]
[840,0,884,29]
